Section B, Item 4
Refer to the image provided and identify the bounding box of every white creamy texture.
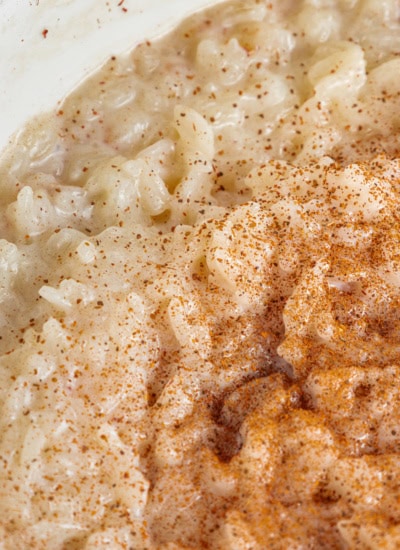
[0,1,400,548]
[0,0,221,152]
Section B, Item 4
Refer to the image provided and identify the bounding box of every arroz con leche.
[1,0,400,548]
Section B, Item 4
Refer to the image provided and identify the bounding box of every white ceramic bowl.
[0,0,220,154]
